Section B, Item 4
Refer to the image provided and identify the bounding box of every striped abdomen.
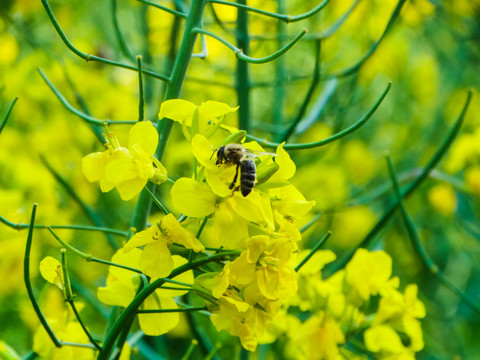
[240,159,256,197]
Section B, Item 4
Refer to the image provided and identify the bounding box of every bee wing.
[245,149,278,158]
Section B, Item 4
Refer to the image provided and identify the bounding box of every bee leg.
[229,163,240,190]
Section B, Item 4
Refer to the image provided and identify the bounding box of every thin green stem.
[24,205,62,348]
[311,0,361,39]
[40,0,170,81]
[137,0,187,18]
[207,0,329,23]
[300,212,323,233]
[386,156,480,315]
[180,340,198,360]
[0,97,17,135]
[280,39,321,142]
[327,89,473,275]
[144,186,170,214]
[295,231,331,272]
[195,28,308,64]
[137,55,145,122]
[196,217,209,238]
[99,250,241,359]
[40,155,119,249]
[111,0,135,60]
[47,227,142,273]
[137,306,208,313]
[38,69,137,126]
[68,300,103,351]
[246,82,391,149]
[328,0,406,78]
[0,215,128,237]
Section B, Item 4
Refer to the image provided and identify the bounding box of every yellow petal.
[105,158,137,185]
[364,324,405,353]
[82,152,108,183]
[128,121,158,156]
[158,99,196,125]
[115,177,147,201]
[270,142,296,181]
[140,240,174,278]
[139,296,179,336]
[160,213,205,252]
[155,255,193,297]
[171,177,217,217]
[123,224,161,253]
[39,256,63,289]
[198,101,238,122]
[97,279,136,307]
[191,134,216,168]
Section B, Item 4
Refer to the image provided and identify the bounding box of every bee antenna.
[210,145,217,160]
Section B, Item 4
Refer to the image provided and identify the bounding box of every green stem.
[300,211,323,233]
[273,0,286,130]
[98,250,240,359]
[386,156,480,315]
[246,82,391,149]
[180,340,198,360]
[280,39,321,142]
[295,231,331,272]
[40,0,169,81]
[38,69,138,126]
[40,155,119,249]
[144,185,170,214]
[195,28,308,64]
[207,0,329,23]
[236,0,250,132]
[47,227,142,273]
[68,300,103,351]
[137,306,208,313]
[137,55,145,122]
[130,0,207,233]
[0,215,128,237]
[111,0,135,60]
[327,89,473,275]
[196,216,209,238]
[0,97,17,135]
[137,0,187,18]
[328,0,406,78]
[24,204,62,348]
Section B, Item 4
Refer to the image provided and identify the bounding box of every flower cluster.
[266,248,426,359]
[47,98,425,356]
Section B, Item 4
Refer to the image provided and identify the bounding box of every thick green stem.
[236,0,250,132]
[129,0,207,234]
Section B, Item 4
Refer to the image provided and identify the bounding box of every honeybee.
[214,144,276,197]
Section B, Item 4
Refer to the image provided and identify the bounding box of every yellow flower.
[159,99,238,140]
[123,213,205,278]
[97,249,193,336]
[230,235,297,300]
[293,313,345,360]
[345,249,399,302]
[82,121,167,200]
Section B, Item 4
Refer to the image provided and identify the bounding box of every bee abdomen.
[240,160,256,197]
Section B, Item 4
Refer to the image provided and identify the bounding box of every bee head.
[215,145,226,165]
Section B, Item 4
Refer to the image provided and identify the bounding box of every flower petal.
[129,121,158,156]
[158,99,196,126]
[139,296,179,336]
[171,177,217,217]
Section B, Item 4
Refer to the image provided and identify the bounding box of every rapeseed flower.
[82,121,167,200]
[123,213,205,278]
